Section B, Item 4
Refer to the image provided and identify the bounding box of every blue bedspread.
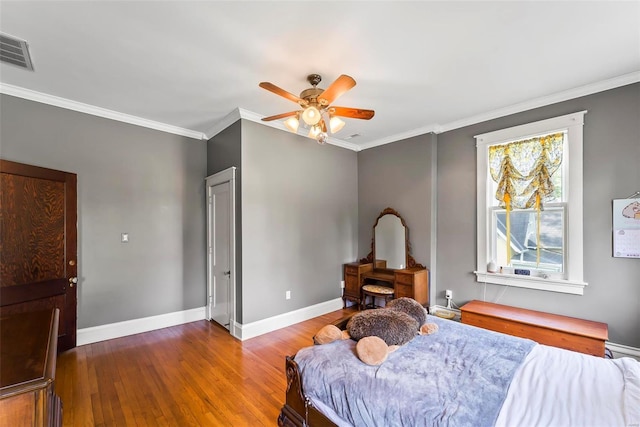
[295,315,535,427]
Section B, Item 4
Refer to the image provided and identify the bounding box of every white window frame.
[475,111,587,295]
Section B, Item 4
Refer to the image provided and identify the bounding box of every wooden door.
[0,160,77,351]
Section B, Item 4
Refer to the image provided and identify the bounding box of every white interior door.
[208,181,231,329]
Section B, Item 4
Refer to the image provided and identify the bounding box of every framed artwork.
[612,198,640,258]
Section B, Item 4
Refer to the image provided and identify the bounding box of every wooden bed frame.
[277,315,354,426]
[277,356,337,427]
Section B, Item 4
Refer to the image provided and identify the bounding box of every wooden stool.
[361,284,394,309]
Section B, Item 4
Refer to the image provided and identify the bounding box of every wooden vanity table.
[343,208,429,308]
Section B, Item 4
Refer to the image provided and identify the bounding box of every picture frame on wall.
[612,197,640,258]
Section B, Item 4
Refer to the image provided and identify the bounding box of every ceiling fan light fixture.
[329,116,346,134]
[316,132,328,145]
[301,106,321,125]
[259,73,374,146]
[284,116,299,132]
[308,124,321,138]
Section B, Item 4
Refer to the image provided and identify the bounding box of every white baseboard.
[77,306,206,346]
[234,298,344,341]
[606,341,640,360]
[75,302,640,360]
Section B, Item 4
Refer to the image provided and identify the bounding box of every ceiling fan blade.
[259,82,306,105]
[261,111,299,121]
[317,75,356,106]
[329,106,375,120]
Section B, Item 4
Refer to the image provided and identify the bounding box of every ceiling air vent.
[0,33,34,71]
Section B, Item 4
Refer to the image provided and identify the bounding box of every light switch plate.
[121,233,129,243]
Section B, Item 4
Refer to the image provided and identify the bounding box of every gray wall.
[0,94,207,328]
[2,81,637,348]
[240,121,358,324]
[358,134,437,275]
[207,121,243,321]
[436,83,640,347]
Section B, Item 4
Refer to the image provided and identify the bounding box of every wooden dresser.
[343,262,373,308]
[343,263,429,308]
[0,308,62,427]
[461,300,608,357]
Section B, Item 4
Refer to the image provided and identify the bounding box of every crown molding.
[4,71,637,151]
[325,137,363,152]
[436,71,640,134]
[205,107,363,151]
[203,107,243,140]
[358,71,640,150]
[0,83,206,140]
[357,123,441,151]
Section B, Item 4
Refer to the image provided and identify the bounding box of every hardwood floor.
[56,308,356,426]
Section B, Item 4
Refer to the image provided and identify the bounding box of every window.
[475,111,587,295]
[492,207,566,273]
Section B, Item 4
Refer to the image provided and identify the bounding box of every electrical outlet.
[340,280,345,289]
[285,290,291,300]
[445,289,453,299]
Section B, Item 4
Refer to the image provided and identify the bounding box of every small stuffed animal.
[313,324,350,345]
[314,297,438,365]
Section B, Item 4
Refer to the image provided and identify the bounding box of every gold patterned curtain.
[489,133,564,265]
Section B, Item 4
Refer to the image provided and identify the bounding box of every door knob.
[69,277,78,287]
[223,271,231,276]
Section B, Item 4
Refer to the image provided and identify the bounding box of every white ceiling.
[1,1,639,150]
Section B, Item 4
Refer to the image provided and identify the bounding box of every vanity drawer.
[344,274,360,293]
[394,269,429,306]
[345,265,358,275]
[395,283,413,298]
[395,273,414,285]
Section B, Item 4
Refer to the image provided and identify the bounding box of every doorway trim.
[205,167,238,338]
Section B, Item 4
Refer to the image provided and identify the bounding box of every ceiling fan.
[259,74,375,144]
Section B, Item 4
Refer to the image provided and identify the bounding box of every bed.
[278,314,640,427]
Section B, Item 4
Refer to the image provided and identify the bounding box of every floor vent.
[0,33,34,71]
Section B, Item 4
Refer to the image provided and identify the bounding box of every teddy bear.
[313,297,439,365]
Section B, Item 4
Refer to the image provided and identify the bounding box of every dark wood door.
[0,160,77,351]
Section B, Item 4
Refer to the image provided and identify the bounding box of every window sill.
[474,271,587,295]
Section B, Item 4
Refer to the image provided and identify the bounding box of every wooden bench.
[460,300,608,357]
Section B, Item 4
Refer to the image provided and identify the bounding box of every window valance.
[488,132,564,265]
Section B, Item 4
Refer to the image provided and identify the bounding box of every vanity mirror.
[374,213,405,269]
[360,207,424,270]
